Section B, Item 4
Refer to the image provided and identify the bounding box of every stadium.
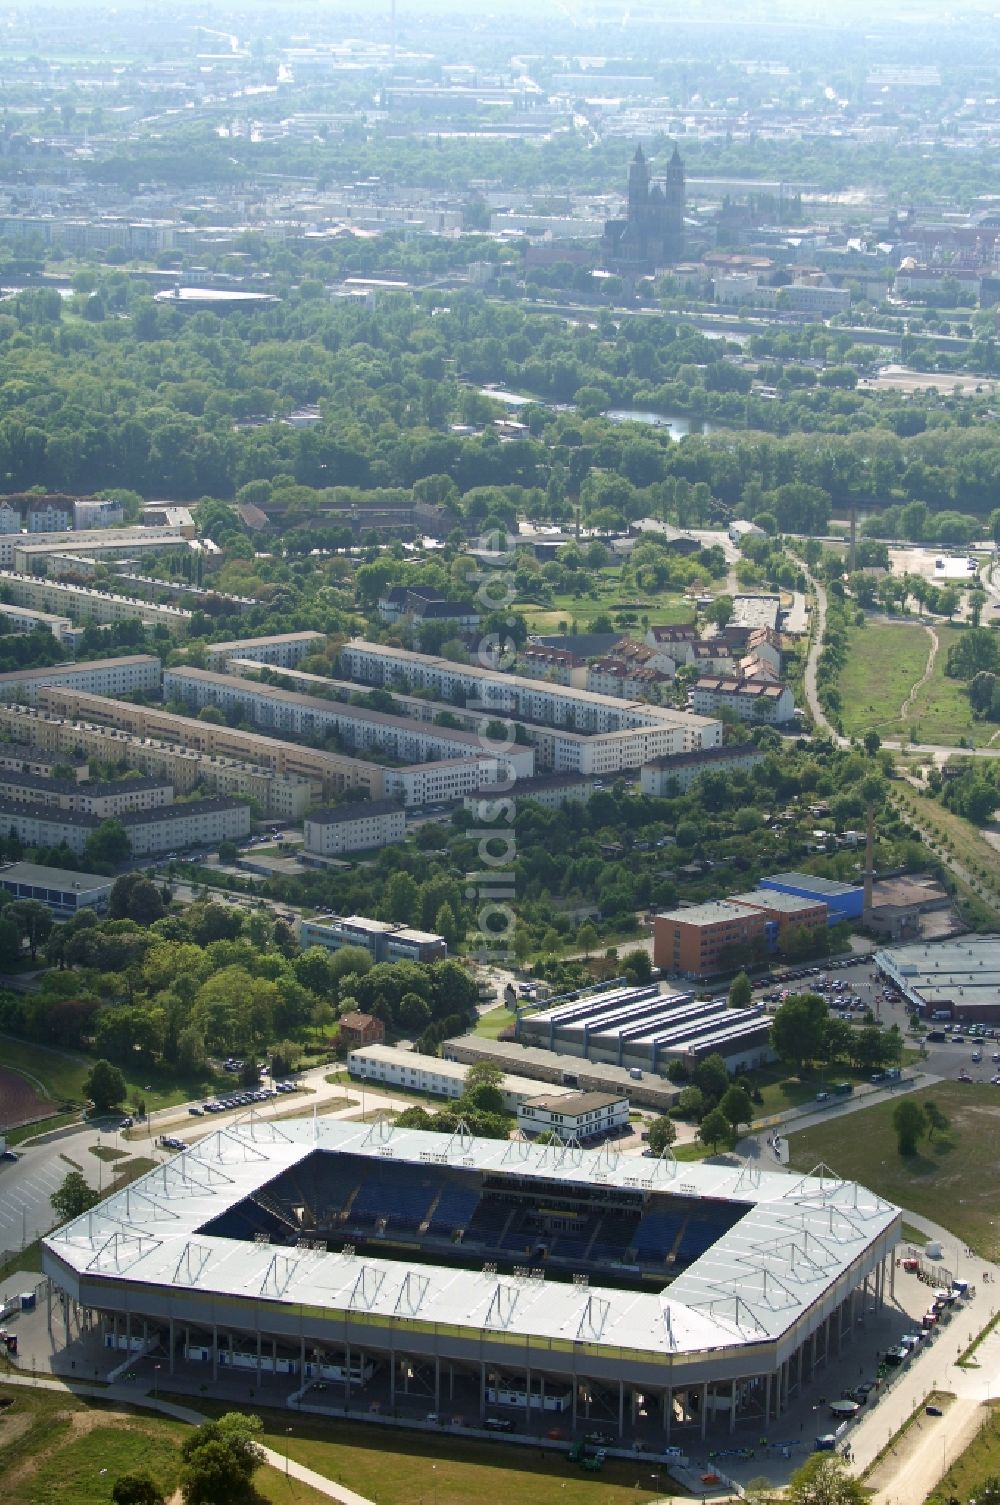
[42,1114,900,1447]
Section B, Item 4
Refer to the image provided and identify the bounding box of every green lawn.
[836,621,933,740]
[185,1400,664,1505]
[904,623,987,747]
[787,1081,1000,1259]
[927,1401,1000,1505]
[0,1385,329,1505]
[0,1033,231,1121]
[836,619,986,748]
[473,1006,518,1039]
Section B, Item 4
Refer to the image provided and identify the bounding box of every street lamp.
[285,1426,292,1479]
[154,1363,161,1400]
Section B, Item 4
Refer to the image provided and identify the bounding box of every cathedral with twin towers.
[603,143,685,272]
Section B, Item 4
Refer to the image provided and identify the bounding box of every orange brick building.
[654,902,767,979]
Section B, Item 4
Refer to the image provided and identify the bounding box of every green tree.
[862,730,881,757]
[647,1115,677,1156]
[693,1053,730,1104]
[7,898,53,960]
[892,1098,927,1156]
[923,1099,950,1141]
[84,1057,127,1113]
[51,1169,99,1223]
[85,818,131,867]
[698,1107,733,1152]
[180,1413,264,1505]
[112,1474,165,1505]
[719,1084,754,1135]
[728,971,753,1008]
[787,1453,866,1504]
[770,993,828,1074]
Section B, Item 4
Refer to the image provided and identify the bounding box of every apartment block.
[304,799,406,859]
[0,794,249,858]
[0,736,87,782]
[204,631,327,673]
[0,656,161,707]
[162,667,537,777]
[0,525,184,573]
[298,914,447,963]
[12,532,190,577]
[0,572,192,634]
[0,602,76,645]
[0,770,172,818]
[640,742,765,796]
[653,901,768,978]
[691,676,795,725]
[0,704,318,821]
[34,688,384,802]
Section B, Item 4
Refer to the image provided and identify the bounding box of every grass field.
[0,1385,329,1505]
[513,561,697,638]
[836,619,985,747]
[836,621,934,740]
[904,623,985,747]
[183,1399,664,1505]
[0,1033,230,1121]
[787,1081,1000,1259]
[926,1401,1000,1505]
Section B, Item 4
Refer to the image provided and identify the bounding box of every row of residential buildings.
[0,792,250,858]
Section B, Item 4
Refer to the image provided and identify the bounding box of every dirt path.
[898,624,938,725]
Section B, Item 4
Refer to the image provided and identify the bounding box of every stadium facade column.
[389,1353,396,1406]
[169,1317,175,1375]
[700,1381,708,1439]
[480,1361,487,1418]
[764,1372,772,1424]
[810,1328,818,1380]
[345,1340,352,1406]
[434,1356,440,1412]
[46,1278,52,1333]
[256,1328,262,1382]
[571,1376,578,1429]
[299,1333,305,1380]
[211,1325,218,1380]
[729,1379,737,1433]
[618,1379,624,1437]
[890,1254,895,1302]
[663,1387,671,1441]
[525,1365,532,1428]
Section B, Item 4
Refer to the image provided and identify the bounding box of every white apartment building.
[0,602,76,645]
[13,533,190,577]
[0,770,172,818]
[0,525,185,573]
[517,1090,630,1144]
[304,799,406,858]
[163,668,537,776]
[381,755,526,807]
[691,676,795,725]
[0,572,192,634]
[73,499,124,531]
[0,794,249,858]
[0,655,161,706]
[0,704,318,820]
[347,1045,573,1113]
[337,641,720,768]
[27,499,73,533]
[640,742,766,795]
[204,632,327,672]
[298,914,447,963]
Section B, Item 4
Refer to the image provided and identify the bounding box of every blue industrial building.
[758,871,864,925]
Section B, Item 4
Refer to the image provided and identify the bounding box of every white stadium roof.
[45,1115,899,1358]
